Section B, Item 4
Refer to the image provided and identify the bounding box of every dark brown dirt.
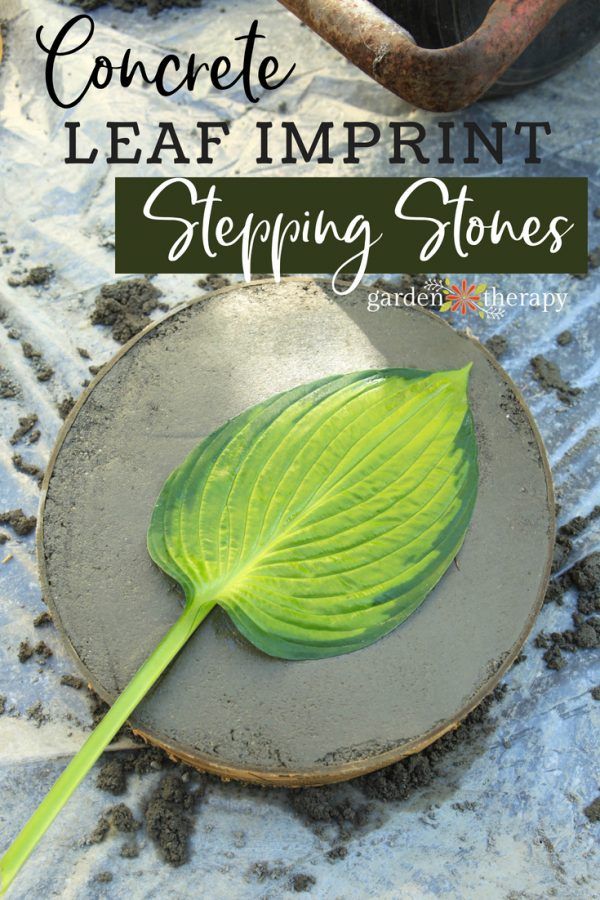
[26,700,48,727]
[288,786,371,838]
[591,686,600,701]
[17,641,34,663]
[568,551,600,593]
[8,265,55,288]
[291,873,316,892]
[97,759,128,796]
[21,341,53,381]
[535,514,600,671]
[10,413,38,445]
[69,0,204,13]
[34,640,53,659]
[584,796,600,822]
[326,845,348,860]
[61,673,85,690]
[0,695,6,716]
[58,395,76,420]
[91,278,166,343]
[0,533,9,545]
[33,611,52,627]
[0,367,20,399]
[556,330,573,347]
[89,804,141,844]
[143,773,204,866]
[12,453,44,486]
[196,274,231,291]
[530,355,581,404]
[484,334,508,359]
[0,508,37,536]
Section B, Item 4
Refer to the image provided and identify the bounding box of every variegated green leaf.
[148,367,478,660]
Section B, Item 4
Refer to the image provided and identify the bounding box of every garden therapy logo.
[367,279,568,315]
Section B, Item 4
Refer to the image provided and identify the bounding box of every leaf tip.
[447,363,473,387]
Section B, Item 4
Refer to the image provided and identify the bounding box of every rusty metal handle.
[277,0,571,111]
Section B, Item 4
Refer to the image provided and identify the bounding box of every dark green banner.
[115,177,587,276]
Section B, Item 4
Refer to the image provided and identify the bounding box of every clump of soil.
[61,673,85,690]
[21,340,54,381]
[0,533,9,545]
[96,747,172,799]
[12,453,44,486]
[18,639,52,665]
[288,786,371,839]
[556,330,573,347]
[530,355,581,404]
[536,513,600,670]
[68,0,204,13]
[97,759,128,796]
[535,618,600,670]
[0,367,20,399]
[58,395,76,420]
[591,686,600,701]
[34,640,53,659]
[10,413,38,445]
[89,803,141,844]
[91,278,166,343]
[33,611,52,627]
[0,509,36,536]
[0,695,6,716]
[196,274,231,291]
[569,551,600,593]
[484,334,508,359]
[143,773,203,866]
[548,508,600,579]
[27,700,48,727]
[584,796,600,822]
[8,265,55,288]
[291,873,316,892]
[18,640,34,663]
[326,845,348,861]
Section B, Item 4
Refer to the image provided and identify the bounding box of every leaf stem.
[0,601,212,895]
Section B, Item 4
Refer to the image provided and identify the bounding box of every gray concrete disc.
[40,279,554,786]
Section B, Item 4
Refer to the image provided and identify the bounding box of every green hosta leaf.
[148,367,478,660]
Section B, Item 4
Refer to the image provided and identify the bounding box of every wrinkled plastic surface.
[0,1,598,897]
